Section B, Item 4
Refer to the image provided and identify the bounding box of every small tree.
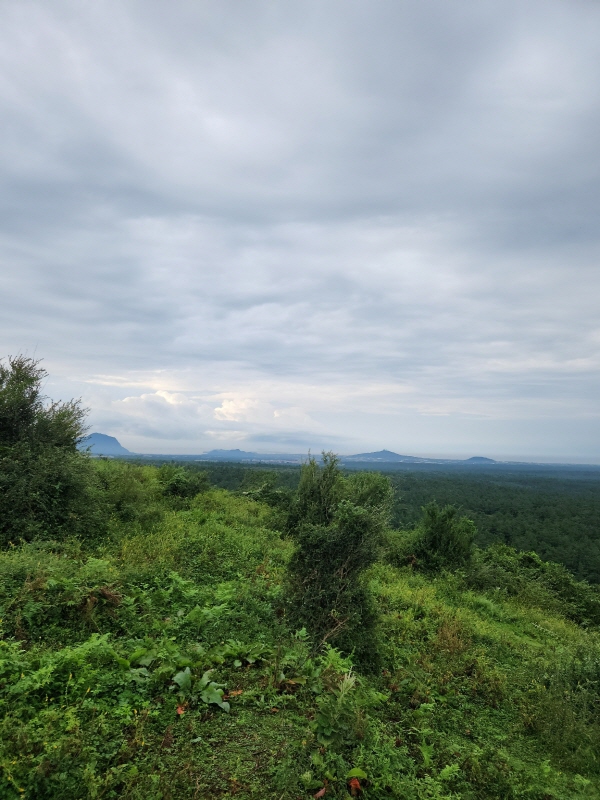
[0,355,104,546]
[285,454,392,669]
[414,501,476,571]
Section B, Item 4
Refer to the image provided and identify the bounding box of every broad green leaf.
[201,685,230,711]
[347,768,367,779]
[173,667,192,692]
[129,648,147,663]
[198,669,214,689]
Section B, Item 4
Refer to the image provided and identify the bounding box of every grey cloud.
[1,0,600,458]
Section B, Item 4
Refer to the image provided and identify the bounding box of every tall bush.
[285,454,392,668]
[414,501,476,571]
[0,355,105,546]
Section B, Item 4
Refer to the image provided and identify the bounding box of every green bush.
[381,527,424,569]
[414,501,476,571]
[285,454,392,669]
[157,464,210,499]
[0,356,106,547]
[382,502,476,573]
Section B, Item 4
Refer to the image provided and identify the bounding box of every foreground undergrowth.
[0,479,599,799]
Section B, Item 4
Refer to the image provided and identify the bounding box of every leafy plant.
[172,667,230,711]
[0,356,106,547]
[412,501,476,571]
[285,454,392,668]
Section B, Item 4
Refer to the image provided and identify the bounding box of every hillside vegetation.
[136,460,600,585]
[1,357,600,799]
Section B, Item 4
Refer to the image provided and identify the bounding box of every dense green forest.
[2,357,600,799]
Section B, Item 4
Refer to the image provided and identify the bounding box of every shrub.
[413,501,476,571]
[285,454,392,669]
[0,356,106,547]
[240,469,293,515]
[157,464,210,499]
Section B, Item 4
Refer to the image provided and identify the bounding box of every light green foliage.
[157,464,210,499]
[466,543,600,627]
[94,459,165,528]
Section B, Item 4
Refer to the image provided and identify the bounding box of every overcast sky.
[1,0,600,461]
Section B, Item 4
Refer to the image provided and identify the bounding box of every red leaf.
[313,788,326,799]
[176,705,186,715]
[348,777,362,796]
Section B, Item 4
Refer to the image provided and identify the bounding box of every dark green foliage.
[389,470,600,582]
[285,454,392,668]
[286,452,346,529]
[414,501,477,571]
[0,355,85,450]
[384,502,476,573]
[239,469,293,515]
[0,356,105,547]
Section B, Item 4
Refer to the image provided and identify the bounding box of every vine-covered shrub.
[285,454,392,669]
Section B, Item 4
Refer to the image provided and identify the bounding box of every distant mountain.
[201,449,427,464]
[80,433,132,456]
[342,449,424,463]
[196,449,493,466]
[202,449,259,460]
[198,449,306,463]
[76,442,499,465]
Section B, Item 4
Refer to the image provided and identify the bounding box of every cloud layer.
[1,1,600,460]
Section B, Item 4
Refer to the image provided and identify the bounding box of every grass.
[1,473,599,799]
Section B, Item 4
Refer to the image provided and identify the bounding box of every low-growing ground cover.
[1,469,599,800]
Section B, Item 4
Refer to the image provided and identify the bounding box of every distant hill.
[201,449,428,464]
[342,449,424,463]
[76,442,499,466]
[202,449,260,460]
[195,449,497,466]
[79,433,132,456]
[198,449,306,463]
